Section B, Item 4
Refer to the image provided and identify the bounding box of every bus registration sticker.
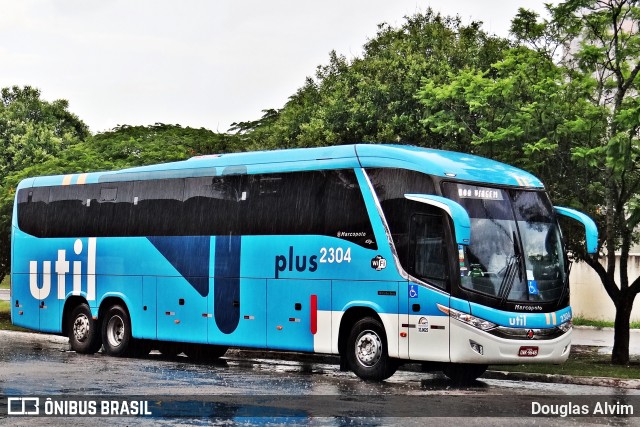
[417,317,429,333]
[518,346,539,357]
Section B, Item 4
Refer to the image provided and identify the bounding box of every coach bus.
[10,144,597,382]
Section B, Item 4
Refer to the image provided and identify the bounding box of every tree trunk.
[611,289,636,365]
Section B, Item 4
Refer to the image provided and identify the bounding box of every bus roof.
[21,144,544,189]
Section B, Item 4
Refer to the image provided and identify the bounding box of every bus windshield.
[443,183,567,303]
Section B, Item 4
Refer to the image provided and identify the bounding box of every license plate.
[518,346,539,357]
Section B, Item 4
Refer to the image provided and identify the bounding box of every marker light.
[437,304,497,331]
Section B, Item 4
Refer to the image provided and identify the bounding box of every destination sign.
[456,185,504,201]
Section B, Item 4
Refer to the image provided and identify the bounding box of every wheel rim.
[355,329,383,367]
[72,314,90,343]
[106,315,125,348]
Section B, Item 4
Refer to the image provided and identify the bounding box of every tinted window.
[367,168,438,272]
[17,187,50,237]
[131,179,184,235]
[409,213,448,289]
[16,169,376,247]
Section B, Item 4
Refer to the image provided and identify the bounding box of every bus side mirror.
[554,207,599,255]
[404,194,471,246]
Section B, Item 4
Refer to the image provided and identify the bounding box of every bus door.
[266,279,331,352]
[406,213,451,362]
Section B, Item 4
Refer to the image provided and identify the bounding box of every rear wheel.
[346,317,397,381]
[68,303,101,354]
[101,304,132,357]
[442,363,488,384]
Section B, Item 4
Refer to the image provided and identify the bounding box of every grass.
[0,275,9,289]
[491,345,640,379]
[0,300,29,332]
[573,315,640,330]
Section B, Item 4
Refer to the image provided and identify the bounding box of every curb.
[483,369,640,390]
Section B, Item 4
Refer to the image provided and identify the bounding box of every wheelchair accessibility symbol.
[409,284,419,299]
[528,280,539,295]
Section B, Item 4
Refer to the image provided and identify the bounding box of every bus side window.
[17,187,50,237]
[409,213,448,290]
[132,179,185,236]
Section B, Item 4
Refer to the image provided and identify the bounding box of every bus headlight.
[557,320,572,333]
[437,304,497,331]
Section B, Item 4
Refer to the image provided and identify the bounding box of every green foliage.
[0,86,90,278]
[0,112,242,278]
[418,0,640,364]
[0,3,638,363]
[232,10,510,149]
[417,46,608,215]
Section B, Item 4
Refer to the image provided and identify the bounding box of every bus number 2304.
[319,247,351,264]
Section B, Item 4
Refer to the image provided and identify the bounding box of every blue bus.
[10,144,597,381]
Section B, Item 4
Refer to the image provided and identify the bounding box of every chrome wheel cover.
[355,329,382,367]
[106,314,125,348]
[72,314,90,343]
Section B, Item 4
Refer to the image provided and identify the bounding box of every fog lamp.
[469,340,484,355]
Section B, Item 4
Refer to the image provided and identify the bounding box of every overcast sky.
[0,1,555,134]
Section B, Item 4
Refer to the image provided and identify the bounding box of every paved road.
[0,289,8,302]
[0,330,638,426]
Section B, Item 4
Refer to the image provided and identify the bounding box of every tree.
[419,0,640,365]
[0,86,90,278]
[232,10,510,149]
[548,0,640,365]
[0,118,242,279]
[417,46,607,203]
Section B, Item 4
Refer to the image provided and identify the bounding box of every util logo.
[29,238,97,301]
[509,314,527,327]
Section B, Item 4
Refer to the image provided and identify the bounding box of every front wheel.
[68,303,102,354]
[101,304,132,357]
[346,317,397,381]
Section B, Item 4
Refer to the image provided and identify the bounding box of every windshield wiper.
[497,255,521,306]
[498,231,523,306]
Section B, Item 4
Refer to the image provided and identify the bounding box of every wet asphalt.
[0,329,639,426]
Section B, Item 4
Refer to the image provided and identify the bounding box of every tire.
[68,303,102,354]
[101,304,132,357]
[184,344,228,362]
[442,363,488,384]
[346,317,398,381]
